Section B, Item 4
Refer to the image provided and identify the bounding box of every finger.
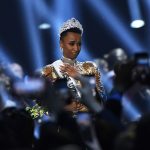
[64,63,72,68]
[60,64,65,68]
[59,67,66,73]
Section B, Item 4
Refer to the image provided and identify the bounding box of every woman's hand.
[59,63,81,79]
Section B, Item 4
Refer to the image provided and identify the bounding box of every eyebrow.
[69,40,81,42]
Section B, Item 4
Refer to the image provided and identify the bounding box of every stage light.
[33,0,92,60]
[86,0,146,53]
[38,23,51,29]
[122,96,141,121]
[0,45,13,63]
[131,19,145,28]
[19,0,45,70]
[128,0,145,29]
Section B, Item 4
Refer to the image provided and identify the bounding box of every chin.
[73,54,79,59]
[67,55,77,60]
[64,55,78,60]
[72,56,77,59]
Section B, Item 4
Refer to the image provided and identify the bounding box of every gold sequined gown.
[41,57,106,113]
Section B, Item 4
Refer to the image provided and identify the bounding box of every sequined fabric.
[42,59,105,113]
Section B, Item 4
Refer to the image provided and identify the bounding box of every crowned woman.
[41,18,106,114]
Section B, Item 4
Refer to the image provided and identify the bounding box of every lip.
[72,52,77,55]
[72,53,79,58]
[72,51,79,55]
[71,53,79,59]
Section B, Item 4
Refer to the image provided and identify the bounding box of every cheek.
[63,45,72,51]
[63,48,70,55]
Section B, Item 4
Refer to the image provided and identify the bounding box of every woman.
[42,18,106,113]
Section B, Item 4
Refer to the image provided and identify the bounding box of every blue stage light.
[128,0,145,28]
[38,23,51,29]
[19,0,45,70]
[122,96,141,121]
[86,0,146,53]
[0,45,13,64]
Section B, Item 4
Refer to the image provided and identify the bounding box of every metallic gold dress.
[41,57,106,113]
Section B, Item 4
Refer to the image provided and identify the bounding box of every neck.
[61,56,76,66]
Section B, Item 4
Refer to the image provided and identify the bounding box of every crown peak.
[59,18,83,37]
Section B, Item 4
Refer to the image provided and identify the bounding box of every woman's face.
[60,32,82,59]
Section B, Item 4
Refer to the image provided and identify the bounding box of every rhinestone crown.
[59,18,83,37]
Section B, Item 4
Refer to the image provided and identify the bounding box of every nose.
[74,44,80,52]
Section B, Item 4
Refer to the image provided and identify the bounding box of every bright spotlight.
[86,0,146,53]
[131,19,145,28]
[38,23,51,29]
[128,0,145,29]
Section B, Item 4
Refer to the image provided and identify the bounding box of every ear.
[60,40,63,49]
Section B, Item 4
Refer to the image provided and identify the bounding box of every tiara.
[59,18,83,37]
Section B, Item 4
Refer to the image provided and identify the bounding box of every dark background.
[0,0,149,74]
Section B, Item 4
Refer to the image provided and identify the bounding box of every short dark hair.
[60,27,82,40]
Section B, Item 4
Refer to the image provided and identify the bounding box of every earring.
[60,47,63,52]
